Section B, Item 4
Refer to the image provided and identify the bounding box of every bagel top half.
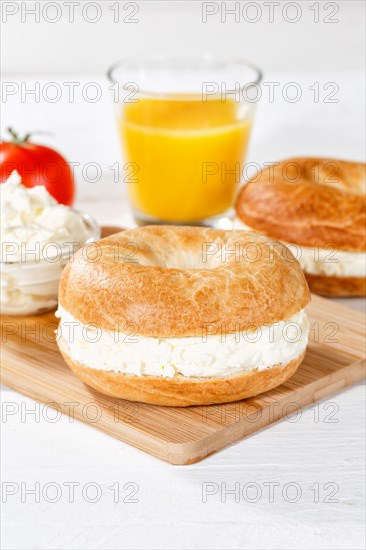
[236,158,366,252]
[59,225,310,338]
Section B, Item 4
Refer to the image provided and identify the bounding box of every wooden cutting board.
[1,293,364,464]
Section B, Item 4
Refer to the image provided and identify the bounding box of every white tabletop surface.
[1,73,365,550]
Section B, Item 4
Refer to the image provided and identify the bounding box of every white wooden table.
[1,74,365,550]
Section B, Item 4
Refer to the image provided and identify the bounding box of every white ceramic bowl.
[0,211,101,316]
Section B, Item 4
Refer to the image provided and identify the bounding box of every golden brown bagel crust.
[304,273,366,297]
[236,158,366,252]
[58,337,305,407]
[59,226,310,337]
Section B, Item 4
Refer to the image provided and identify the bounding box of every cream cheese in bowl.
[1,171,100,315]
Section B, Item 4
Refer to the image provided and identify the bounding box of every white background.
[1,2,366,550]
[2,1,365,73]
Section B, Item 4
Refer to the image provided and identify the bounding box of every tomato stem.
[7,127,31,145]
[6,128,54,145]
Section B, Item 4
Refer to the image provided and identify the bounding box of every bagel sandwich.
[235,158,366,296]
[56,226,310,406]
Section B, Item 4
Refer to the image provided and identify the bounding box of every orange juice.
[119,98,252,222]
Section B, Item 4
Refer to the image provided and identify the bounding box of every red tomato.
[0,129,75,205]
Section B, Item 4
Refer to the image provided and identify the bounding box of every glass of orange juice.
[107,55,262,227]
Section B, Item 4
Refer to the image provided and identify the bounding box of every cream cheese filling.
[56,307,309,379]
[234,219,366,278]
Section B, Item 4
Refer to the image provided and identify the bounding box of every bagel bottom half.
[58,337,305,407]
[303,273,366,297]
[234,219,365,297]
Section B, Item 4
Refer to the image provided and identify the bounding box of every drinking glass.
[108,55,262,228]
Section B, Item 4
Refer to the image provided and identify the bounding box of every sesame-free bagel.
[236,158,366,296]
[58,225,310,338]
[236,157,365,251]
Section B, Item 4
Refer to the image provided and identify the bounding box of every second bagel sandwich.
[56,226,310,406]
[236,157,366,296]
